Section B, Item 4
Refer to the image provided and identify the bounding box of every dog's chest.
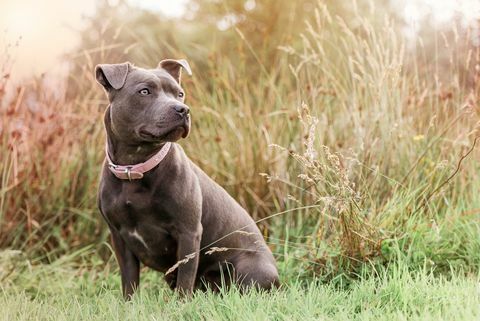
[119,224,177,270]
[102,181,170,226]
[101,180,178,269]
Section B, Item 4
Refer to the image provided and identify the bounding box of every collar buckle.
[124,166,133,181]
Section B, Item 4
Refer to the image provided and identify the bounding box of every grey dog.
[95,59,279,299]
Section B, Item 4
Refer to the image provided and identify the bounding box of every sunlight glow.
[401,0,480,26]
[0,0,188,81]
[0,0,96,79]
[3,3,38,37]
[128,0,189,17]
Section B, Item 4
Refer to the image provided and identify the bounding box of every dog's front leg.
[175,224,203,295]
[111,229,140,300]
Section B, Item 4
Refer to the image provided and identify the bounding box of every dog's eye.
[178,92,184,98]
[139,89,150,96]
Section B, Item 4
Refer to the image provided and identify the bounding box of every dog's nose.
[173,105,189,116]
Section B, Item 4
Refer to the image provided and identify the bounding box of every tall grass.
[0,1,479,277]
[266,4,480,276]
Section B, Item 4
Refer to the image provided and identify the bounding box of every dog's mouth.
[139,121,190,142]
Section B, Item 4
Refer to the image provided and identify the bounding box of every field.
[2,257,479,320]
[1,1,480,320]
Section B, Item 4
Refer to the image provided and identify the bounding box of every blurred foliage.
[1,0,480,279]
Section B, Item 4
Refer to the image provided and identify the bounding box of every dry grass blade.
[205,247,230,255]
[165,253,197,276]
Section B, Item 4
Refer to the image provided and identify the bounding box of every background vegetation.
[1,0,480,319]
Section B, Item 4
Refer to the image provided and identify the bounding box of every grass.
[1,254,479,321]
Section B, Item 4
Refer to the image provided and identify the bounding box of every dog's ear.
[158,59,192,84]
[95,62,130,90]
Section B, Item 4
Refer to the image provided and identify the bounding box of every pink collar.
[105,142,172,180]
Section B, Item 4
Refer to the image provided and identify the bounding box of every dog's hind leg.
[233,252,279,291]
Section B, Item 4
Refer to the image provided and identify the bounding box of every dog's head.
[95,59,192,144]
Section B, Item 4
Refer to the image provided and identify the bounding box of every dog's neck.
[104,106,166,166]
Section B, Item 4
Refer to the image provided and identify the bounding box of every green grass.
[1,254,479,321]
